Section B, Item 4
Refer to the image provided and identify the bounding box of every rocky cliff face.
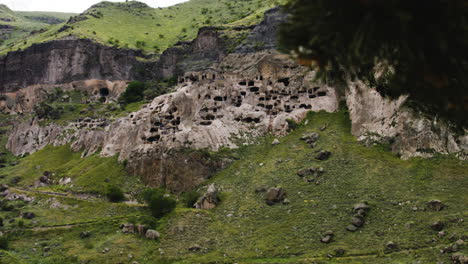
[346,80,468,159]
[6,51,339,192]
[4,7,467,193]
[0,37,146,92]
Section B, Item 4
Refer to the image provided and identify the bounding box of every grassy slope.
[0,145,137,195]
[0,0,273,55]
[0,110,466,263]
[157,110,467,263]
[15,11,77,22]
[0,4,74,48]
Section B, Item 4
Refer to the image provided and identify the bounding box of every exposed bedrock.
[0,37,147,92]
[346,80,467,160]
[7,51,339,192]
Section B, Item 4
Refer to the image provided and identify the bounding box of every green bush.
[141,188,176,218]
[0,236,8,249]
[181,190,200,208]
[106,185,125,203]
[118,81,146,105]
[286,118,299,131]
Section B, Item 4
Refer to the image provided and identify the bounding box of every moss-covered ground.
[0,110,466,263]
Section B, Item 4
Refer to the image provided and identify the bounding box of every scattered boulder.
[301,133,320,145]
[386,241,397,250]
[427,200,445,211]
[315,151,331,161]
[431,221,445,231]
[22,212,36,219]
[334,248,345,257]
[353,203,370,213]
[320,231,334,244]
[188,244,202,252]
[80,231,91,238]
[297,167,325,178]
[272,139,280,145]
[346,225,358,232]
[10,176,22,185]
[121,223,135,234]
[145,229,160,240]
[351,216,365,227]
[39,176,49,183]
[195,184,220,209]
[254,187,267,193]
[264,187,286,205]
[452,253,468,264]
[136,224,148,236]
[0,184,8,192]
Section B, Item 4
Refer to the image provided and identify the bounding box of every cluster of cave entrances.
[142,70,329,144]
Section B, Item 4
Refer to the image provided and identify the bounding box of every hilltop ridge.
[0,0,273,55]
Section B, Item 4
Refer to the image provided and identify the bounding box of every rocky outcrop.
[0,79,128,113]
[346,80,468,159]
[0,37,147,93]
[236,7,287,53]
[7,51,339,192]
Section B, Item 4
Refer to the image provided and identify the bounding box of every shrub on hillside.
[106,185,125,203]
[0,236,8,249]
[118,81,146,105]
[181,190,200,208]
[140,188,176,218]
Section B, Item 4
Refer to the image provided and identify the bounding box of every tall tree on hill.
[279,0,468,127]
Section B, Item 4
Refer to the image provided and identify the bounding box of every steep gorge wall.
[4,7,467,193]
[0,37,146,92]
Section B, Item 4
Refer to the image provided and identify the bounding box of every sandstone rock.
[0,184,8,192]
[427,200,445,211]
[315,151,331,161]
[195,184,220,209]
[351,216,365,227]
[431,221,445,231]
[188,244,202,252]
[272,139,280,145]
[386,241,397,250]
[136,224,148,236]
[334,248,345,257]
[145,229,160,240]
[301,133,320,145]
[346,225,358,232]
[346,80,467,160]
[353,203,370,213]
[320,235,333,244]
[121,223,135,234]
[80,231,91,238]
[39,175,49,183]
[22,212,36,219]
[264,187,286,205]
[255,187,267,193]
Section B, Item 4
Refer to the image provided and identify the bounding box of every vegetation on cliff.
[280,0,468,127]
[0,111,466,263]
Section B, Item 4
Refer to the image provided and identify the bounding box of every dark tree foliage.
[280,0,468,126]
[106,185,125,203]
[119,81,146,105]
[141,188,176,218]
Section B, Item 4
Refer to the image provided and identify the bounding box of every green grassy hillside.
[0,110,466,263]
[0,0,273,55]
[0,4,75,48]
